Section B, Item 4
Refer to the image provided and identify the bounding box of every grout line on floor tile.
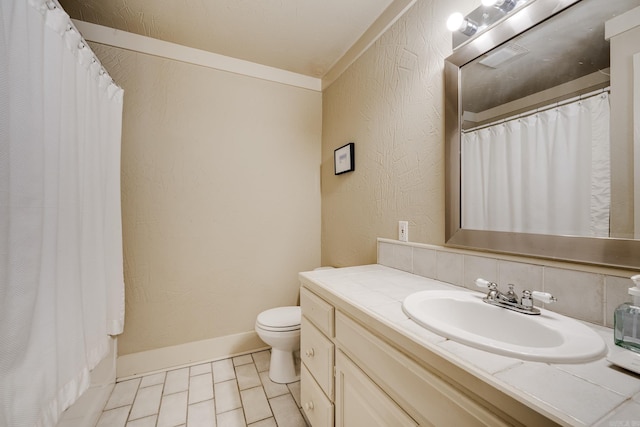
[97,349,308,427]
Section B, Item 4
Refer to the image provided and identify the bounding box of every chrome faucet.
[475,278,557,315]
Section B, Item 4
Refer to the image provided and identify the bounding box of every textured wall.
[91,44,322,355]
[321,0,477,267]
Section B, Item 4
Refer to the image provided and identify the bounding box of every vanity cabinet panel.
[335,350,418,427]
[301,364,334,427]
[301,287,334,337]
[301,317,334,400]
[335,311,509,427]
[300,287,335,425]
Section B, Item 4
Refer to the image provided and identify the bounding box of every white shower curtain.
[0,1,124,426]
[462,92,610,237]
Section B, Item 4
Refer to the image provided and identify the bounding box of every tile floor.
[96,350,308,427]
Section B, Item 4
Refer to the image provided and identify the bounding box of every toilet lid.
[256,306,301,330]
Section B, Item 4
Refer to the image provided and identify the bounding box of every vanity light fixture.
[446,12,479,36]
[482,0,518,13]
[447,0,527,43]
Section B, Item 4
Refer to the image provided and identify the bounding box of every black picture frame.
[334,142,355,175]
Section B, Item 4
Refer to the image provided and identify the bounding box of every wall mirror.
[445,0,640,269]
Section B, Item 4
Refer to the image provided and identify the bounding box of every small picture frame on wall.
[334,142,355,175]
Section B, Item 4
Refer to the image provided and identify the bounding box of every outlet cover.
[399,221,408,242]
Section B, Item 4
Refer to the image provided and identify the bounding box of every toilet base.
[269,348,299,384]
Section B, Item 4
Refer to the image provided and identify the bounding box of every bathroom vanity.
[299,265,640,427]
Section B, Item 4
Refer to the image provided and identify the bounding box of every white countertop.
[299,264,640,427]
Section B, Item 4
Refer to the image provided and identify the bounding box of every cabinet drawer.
[301,317,334,400]
[301,364,334,427]
[300,287,334,337]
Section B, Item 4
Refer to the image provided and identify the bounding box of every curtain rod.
[462,86,610,134]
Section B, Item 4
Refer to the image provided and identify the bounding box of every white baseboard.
[116,331,268,380]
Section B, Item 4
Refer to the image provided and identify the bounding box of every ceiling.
[58,0,412,79]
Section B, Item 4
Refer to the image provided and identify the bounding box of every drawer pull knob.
[305,348,315,358]
[305,401,314,411]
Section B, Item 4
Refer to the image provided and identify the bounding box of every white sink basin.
[402,290,607,363]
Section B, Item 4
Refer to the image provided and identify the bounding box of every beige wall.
[92,44,322,355]
[321,0,477,267]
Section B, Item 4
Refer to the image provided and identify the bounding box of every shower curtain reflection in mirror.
[461,92,610,237]
[0,1,124,426]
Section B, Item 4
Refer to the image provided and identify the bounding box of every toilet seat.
[256,306,301,332]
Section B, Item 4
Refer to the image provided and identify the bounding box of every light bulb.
[446,12,464,31]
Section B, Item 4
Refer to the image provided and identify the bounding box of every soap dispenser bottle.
[614,274,640,352]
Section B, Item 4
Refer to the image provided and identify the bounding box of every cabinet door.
[335,350,418,427]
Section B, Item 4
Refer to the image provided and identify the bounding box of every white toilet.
[255,306,301,384]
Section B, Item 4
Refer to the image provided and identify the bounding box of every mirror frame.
[444,0,640,269]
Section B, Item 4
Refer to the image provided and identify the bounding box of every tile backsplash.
[377,238,639,328]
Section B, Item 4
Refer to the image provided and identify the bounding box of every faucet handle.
[531,291,557,304]
[475,278,497,289]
